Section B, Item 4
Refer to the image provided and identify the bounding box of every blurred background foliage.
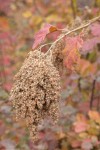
[0,0,100,149]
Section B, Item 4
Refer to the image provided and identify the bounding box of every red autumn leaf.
[32,23,57,49]
[71,140,81,148]
[82,37,100,52]
[1,55,11,66]
[0,120,6,136]
[90,23,100,37]
[0,32,12,47]
[3,83,12,91]
[0,0,12,14]
[74,121,88,133]
[62,36,83,71]
[73,113,88,133]
[4,69,12,75]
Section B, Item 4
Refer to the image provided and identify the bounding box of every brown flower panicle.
[10,50,61,141]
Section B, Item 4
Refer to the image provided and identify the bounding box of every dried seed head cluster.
[10,50,61,141]
[51,39,65,73]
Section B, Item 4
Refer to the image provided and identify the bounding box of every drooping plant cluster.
[10,39,65,141]
[0,1,100,149]
[10,14,100,144]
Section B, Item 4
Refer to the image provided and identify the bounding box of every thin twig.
[97,96,100,111]
[38,42,52,50]
[90,79,96,109]
[78,77,81,92]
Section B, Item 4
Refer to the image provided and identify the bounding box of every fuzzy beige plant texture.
[10,50,61,141]
[51,39,65,73]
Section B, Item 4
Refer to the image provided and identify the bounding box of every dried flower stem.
[38,43,52,50]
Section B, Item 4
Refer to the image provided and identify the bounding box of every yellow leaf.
[79,132,89,139]
[30,16,43,26]
[57,132,66,139]
[46,14,64,23]
[88,126,99,135]
[88,110,100,124]
[22,11,32,18]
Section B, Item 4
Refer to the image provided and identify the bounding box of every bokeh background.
[0,0,100,149]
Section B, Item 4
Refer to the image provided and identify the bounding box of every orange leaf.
[49,26,57,32]
[76,113,87,122]
[77,59,97,76]
[88,110,100,124]
[62,36,83,71]
[0,17,9,31]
